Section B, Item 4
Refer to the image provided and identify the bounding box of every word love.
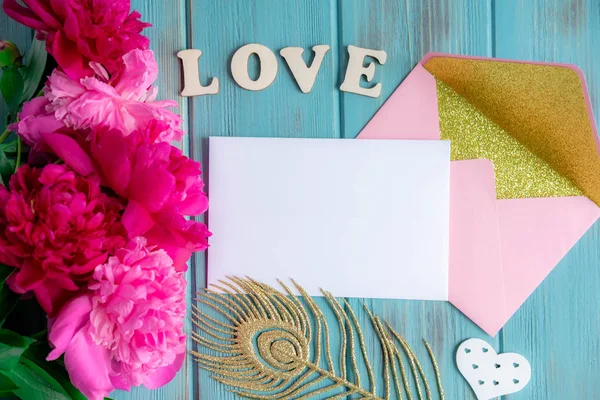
[177,44,387,98]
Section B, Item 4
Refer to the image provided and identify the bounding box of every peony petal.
[178,192,209,216]
[14,262,44,291]
[48,0,67,19]
[90,129,131,196]
[47,294,93,360]
[0,249,19,268]
[21,0,62,28]
[45,68,85,100]
[69,253,108,275]
[32,285,54,314]
[44,273,79,291]
[122,200,155,237]
[129,166,175,213]
[35,283,76,317]
[53,0,79,41]
[5,273,26,294]
[18,115,65,146]
[144,225,190,271]
[63,328,114,400]
[167,247,192,272]
[144,352,185,389]
[109,373,130,391]
[114,49,158,99]
[20,96,48,116]
[3,0,48,30]
[50,30,92,80]
[42,133,96,177]
[145,212,210,270]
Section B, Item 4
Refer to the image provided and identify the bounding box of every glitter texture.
[425,56,600,204]
[436,79,582,199]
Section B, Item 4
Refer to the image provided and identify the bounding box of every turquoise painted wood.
[2,0,600,399]
[0,11,30,131]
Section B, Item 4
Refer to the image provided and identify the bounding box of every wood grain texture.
[340,1,494,398]
[494,1,600,399]
[187,1,342,398]
[0,13,32,131]
[339,0,492,138]
[185,0,600,399]
[113,1,190,399]
[3,0,600,399]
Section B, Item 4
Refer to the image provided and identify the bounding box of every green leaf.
[20,38,47,103]
[0,140,18,155]
[0,264,15,285]
[0,329,35,371]
[0,148,15,186]
[5,359,70,400]
[30,330,47,341]
[0,370,18,393]
[0,65,24,113]
[0,283,20,327]
[24,342,87,400]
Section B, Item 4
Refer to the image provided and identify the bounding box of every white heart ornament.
[456,338,531,399]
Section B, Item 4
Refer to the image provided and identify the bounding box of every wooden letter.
[340,45,387,98]
[177,49,219,96]
[231,44,278,91]
[280,45,330,93]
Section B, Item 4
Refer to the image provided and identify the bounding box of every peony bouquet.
[0,1,209,399]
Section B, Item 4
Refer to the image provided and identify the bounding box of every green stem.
[14,136,21,171]
[0,127,10,144]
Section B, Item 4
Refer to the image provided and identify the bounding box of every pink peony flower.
[41,49,183,142]
[3,0,151,80]
[10,96,66,146]
[0,164,126,315]
[43,121,210,270]
[47,238,187,400]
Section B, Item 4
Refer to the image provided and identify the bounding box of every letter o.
[231,44,278,91]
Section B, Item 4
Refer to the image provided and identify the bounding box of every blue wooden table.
[3,0,600,399]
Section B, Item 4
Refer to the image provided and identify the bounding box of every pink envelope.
[359,53,600,336]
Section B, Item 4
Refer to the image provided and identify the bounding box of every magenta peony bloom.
[0,164,126,315]
[3,0,151,80]
[47,238,187,400]
[43,121,210,270]
[40,49,183,142]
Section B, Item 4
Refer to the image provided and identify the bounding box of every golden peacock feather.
[191,277,445,399]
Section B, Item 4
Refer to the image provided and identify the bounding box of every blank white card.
[208,137,450,300]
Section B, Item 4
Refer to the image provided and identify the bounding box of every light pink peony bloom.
[47,238,187,400]
[3,0,151,80]
[0,164,126,315]
[43,121,210,270]
[41,49,183,142]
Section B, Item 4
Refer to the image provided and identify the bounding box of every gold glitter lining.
[436,79,582,199]
[424,56,600,204]
[192,277,445,399]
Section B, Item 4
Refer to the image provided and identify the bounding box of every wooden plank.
[113,1,190,399]
[339,0,492,139]
[340,0,493,398]
[187,0,343,398]
[131,0,190,131]
[0,13,32,130]
[494,0,600,398]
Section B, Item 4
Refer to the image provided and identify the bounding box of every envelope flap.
[423,55,600,205]
[435,78,582,199]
